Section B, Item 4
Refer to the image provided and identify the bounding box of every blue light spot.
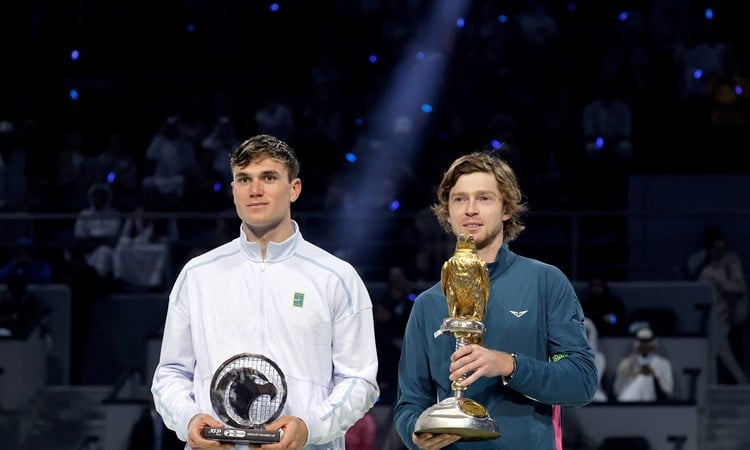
[618,11,629,22]
[693,68,703,80]
[456,17,465,28]
[369,54,378,64]
[107,172,116,183]
[416,51,425,60]
[568,3,576,12]
[705,8,713,20]
[408,293,417,302]
[491,139,503,149]
[270,3,280,12]
[595,137,604,149]
[345,153,357,163]
[69,89,79,100]
[70,49,79,61]
[421,104,433,113]
[389,200,400,211]
[355,117,364,126]
[735,85,743,96]
[213,181,222,193]
[186,23,195,32]
[498,14,508,23]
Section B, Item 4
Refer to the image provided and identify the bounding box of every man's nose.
[465,199,479,215]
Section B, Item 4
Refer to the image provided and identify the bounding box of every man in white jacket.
[151,134,379,449]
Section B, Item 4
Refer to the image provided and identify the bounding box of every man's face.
[446,171,510,251]
[231,157,300,237]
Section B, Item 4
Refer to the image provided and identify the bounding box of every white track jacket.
[152,222,379,449]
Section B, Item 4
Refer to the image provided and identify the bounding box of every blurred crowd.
[1,0,750,285]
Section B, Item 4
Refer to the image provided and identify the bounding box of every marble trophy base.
[414,396,500,441]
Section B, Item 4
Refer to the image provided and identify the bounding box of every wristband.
[502,352,517,386]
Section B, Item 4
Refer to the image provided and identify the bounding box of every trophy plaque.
[414,234,500,441]
[202,353,287,445]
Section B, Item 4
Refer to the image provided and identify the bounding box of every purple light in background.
[213,182,222,193]
[490,139,503,149]
[618,11,629,22]
[270,3,280,12]
[69,89,79,100]
[186,23,195,32]
[693,69,703,80]
[369,54,378,64]
[107,172,116,183]
[345,153,357,163]
[705,8,713,20]
[456,17,465,28]
[498,15,508,23]
[389,200,400,211]
[596,137,604,149]
[70,49,80,61]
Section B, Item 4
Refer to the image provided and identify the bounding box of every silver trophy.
[202,353,287,444]
[414,234,500,441]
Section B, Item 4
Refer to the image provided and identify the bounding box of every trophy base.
[202,426,282,444]
[414,397,500,441]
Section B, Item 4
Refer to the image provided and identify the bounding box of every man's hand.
[412,432,461,450]
[259,415,308,449]
[186,413,233,449]
[449,344,514,387]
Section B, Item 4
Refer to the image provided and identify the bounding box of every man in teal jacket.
[394,151,597,449]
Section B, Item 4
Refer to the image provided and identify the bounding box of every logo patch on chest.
[293,292,305,308]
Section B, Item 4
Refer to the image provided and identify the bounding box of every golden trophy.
[414,234,500,441]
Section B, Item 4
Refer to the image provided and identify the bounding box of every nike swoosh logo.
[510,310,528,318]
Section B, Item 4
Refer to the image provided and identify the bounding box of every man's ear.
[290,179,302,202]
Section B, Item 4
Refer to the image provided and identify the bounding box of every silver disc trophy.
[202,353,287,444]
[414,234,500,441]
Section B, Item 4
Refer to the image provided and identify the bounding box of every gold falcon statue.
[441,234,490,326]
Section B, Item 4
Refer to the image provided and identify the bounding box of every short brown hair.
[229,134,300,181]
[431,151,527,242]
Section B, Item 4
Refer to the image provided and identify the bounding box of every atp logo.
[509,310,528,318]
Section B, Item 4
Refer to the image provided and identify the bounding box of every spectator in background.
[580,276,627,336]
[200,115,239,184]
[582,77,634,165]
[0,120,27,212]
[379,266,415,334]
[113,204,175,292]
[73,183,122,283]
[253,94,295,143]
[0,120,30,244]
[142,115,198,210]
[691,225,749,384]
[0,263,47,338]
[0,237,53,284]
[54,129,91,212]
[93,129,141,212]
[613,327,674,402]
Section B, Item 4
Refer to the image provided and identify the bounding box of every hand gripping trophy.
[414,234,500,441]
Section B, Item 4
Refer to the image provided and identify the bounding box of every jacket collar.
[487,241,516,280]
[239,220,300,262]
